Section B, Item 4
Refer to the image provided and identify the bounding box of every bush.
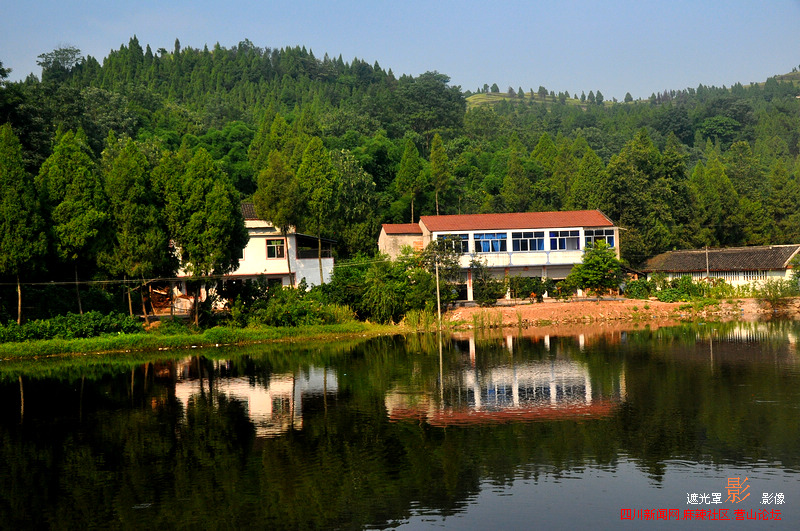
[758,278,799,308]
[553,276,579,300]
[0,311,143,343]
[625,278,652,299]
[247,286,355,327]
[509,276,555,302]
[470,259,506,306]
[655,287,689,303]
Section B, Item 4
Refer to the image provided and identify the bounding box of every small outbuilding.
[643,245,800,287]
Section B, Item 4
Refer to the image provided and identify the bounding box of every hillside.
[2,37,800,273]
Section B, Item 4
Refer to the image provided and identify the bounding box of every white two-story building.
[172,204,335,311]
[378,210,618,301]
[234,203,335,288]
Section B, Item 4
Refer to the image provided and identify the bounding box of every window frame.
[438,234,470,254]
[266,238,286,259]
[511,231,545,252]
[584,228,615,248]
[473,232,508,253]
[549,230,580,251]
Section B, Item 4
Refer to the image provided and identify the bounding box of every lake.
[1,321,799,529]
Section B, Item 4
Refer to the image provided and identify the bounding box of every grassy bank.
[0,321,399,360]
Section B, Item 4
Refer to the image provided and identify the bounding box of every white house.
[643,244,800,287]
[172,204,334,310]
[232,203,335,288]
[378,210,618,301]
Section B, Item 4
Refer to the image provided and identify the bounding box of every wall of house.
[378,231,427,259]
[436,226,612,277]
[294,257,335,287]
[647,269,792,287]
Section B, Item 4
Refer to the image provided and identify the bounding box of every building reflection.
[387,333,627,427]
[170,360,337,438]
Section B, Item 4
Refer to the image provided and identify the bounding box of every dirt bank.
[445,297,800,329]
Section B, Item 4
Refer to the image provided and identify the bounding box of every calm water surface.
[1,321,799,529]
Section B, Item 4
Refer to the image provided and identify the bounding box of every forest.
[2,36,800,323]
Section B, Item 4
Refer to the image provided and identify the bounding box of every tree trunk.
[74,264,83,315]
[193,282,200,327]
[436,191,440,216]
[125,274,133,316]
[410,197,415,223]
[317,235,324,286]
[16,274,22,325]
[140,275,150,326]
[283,225,293,287]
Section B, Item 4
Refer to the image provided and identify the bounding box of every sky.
[2,0,800,100]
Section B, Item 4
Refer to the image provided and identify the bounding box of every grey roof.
[241,202,258,220]
[644,245,800,273]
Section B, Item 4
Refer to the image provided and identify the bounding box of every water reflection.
[1,321,799,529]
[172,361,337,437]
[387,341,625,427]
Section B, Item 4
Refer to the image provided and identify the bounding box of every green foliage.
[0,311,142,343]
[470,259,506,306]
[568,241,623,295]
[7,34,800,326]
[757,278,799,308]
[0,124,48,323]
[625,278,653,299]
[553,276,579,300]
[170,148,248,278]
[395,136,425,221]
[650,275,737,302]
[508,276,555,302]
[247,286,355,328]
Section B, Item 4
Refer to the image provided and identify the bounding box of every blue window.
[549,230,580,250]
[512,231,545,252]
[474,233,507,252]
[585,229,615,248]
[438,234,469,253]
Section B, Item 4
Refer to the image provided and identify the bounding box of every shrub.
[625,279,653,299]
[470,259,506,306]
[0,311,143,343]
[655,287,689,303]
[509,276,555,302]
[246,286,355,327]
[758,278,799,308]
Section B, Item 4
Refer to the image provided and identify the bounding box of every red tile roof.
[382,223,423,235]
[419,210,613,232]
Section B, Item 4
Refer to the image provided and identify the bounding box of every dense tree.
[167,148,248,324]
[4,31,800,320]
[428,133,450,215]
[395,136,425,222]
[501,151,532,212]
[296,137,338,285]
[37,129,107,313]
[565,147,605,210]
[766,160,800,243]
[253,149,302,282]
[330,149,381,256]
[101,136,172,321]
[36,46,82,84]
[0,124,47,323]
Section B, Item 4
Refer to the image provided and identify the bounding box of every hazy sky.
[2,0,799,100]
